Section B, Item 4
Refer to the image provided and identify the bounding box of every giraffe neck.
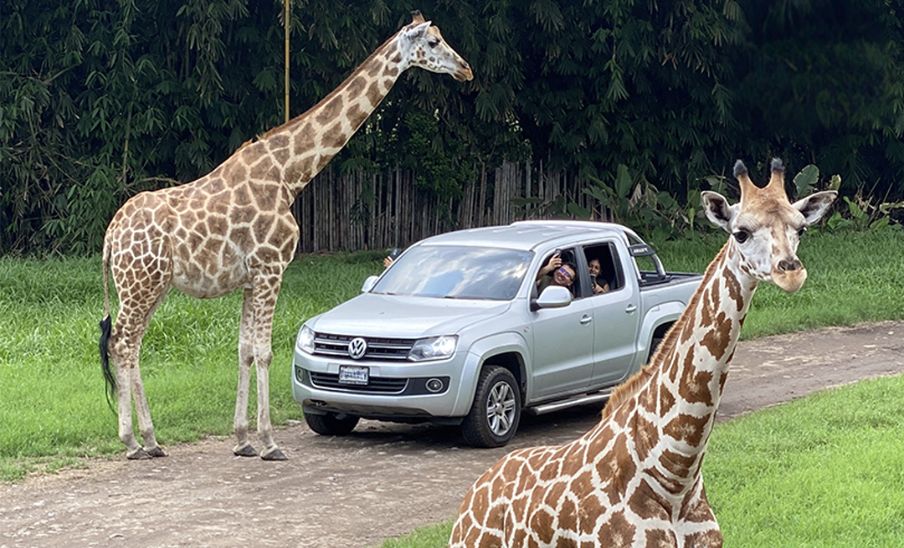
[258,30,408,198]
[624,240,758,493]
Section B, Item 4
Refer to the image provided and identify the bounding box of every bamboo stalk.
[284,0,290,123]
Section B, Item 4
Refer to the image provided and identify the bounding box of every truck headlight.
[297,325,316,354]
[408,335,458,361]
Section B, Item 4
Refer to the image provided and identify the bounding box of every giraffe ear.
[404,21,432,41]
[792,190,838,225]
[701,191,737,232]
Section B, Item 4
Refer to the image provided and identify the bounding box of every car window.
[583,242,624,295]
[372,245,533,300]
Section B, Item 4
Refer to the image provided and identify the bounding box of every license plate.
[338,365,369,385]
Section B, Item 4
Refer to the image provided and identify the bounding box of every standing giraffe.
[98,11,472,461]
[450,159,837,546]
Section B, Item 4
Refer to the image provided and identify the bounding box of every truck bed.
[638,270,702,290]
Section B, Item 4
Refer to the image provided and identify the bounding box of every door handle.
[580,315,592,325]
[625,304,638,314]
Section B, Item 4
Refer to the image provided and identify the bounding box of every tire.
[304,412,360,436]
[462,366,522,448]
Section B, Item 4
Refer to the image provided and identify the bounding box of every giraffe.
[98,11,472,461]
[450,159,837,547]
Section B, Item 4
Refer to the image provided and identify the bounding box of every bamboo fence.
[291,160,606,253]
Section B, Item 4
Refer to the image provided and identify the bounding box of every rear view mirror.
[361,275,379,293]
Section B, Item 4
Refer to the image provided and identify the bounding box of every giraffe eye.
[733,230,750,243]
[797,226,807,237]
[427,39,439,48]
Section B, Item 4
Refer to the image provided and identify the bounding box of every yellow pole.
[284,0,290,123]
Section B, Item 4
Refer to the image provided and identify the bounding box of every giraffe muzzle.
[453,61,473,82]
[772,266,808,293]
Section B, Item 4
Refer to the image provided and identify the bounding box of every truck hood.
[308,293,512,338]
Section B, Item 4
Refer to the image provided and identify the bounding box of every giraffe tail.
[99,235,116,411]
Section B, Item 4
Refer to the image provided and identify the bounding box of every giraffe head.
[701,158,837,292]
[399,11,473,82]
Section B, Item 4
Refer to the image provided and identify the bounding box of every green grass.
[649,227,904,339]
[0,251,380,480]
[0,228,901,481]
[705,374,904,546]
[384,374,904,547]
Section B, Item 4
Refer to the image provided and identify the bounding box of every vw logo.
[347,337,368,360]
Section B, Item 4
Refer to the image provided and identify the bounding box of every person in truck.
[535,251,576,295]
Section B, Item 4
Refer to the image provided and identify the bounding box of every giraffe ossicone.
[450,159,836,547]
[98,11,472,461]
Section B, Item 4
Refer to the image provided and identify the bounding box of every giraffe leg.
[233,288,257,457]
[110,346,143,459]
[111,305,161,460]
[250,274,286,461]
[109,243,172,460]
[132,360,166,457]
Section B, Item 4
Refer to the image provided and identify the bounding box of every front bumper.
[291,346,479,420]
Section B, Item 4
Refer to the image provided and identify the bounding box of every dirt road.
[1,321,902,547]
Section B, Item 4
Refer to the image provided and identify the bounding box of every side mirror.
[361,275,379,293]
[530,285,572,311]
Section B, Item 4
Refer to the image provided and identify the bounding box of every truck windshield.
[372,246,533,300]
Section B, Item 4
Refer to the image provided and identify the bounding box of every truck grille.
[312,332,415,361]
[309,372,408,394]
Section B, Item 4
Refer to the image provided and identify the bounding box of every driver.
[536,251,576,295]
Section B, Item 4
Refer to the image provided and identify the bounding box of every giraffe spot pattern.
[678,359,714,405]
[663,413,710,447]
[315,95,344,125]
[660,448,697,478]
[699,311,732,361]
[627,479,671,522]
[684,529,723,546]
[597,510,636,546]
[645,528,678,547]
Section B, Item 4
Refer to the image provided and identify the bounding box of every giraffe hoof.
[145,446,167,458]
[233,443,258,457]
[126,448,152,460]
[260,447,287,461]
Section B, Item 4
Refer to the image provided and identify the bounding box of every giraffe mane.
[600,242,729,419]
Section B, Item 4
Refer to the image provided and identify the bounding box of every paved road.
[1,321,902,547]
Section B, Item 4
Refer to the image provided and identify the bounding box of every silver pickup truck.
[291,221,700,447]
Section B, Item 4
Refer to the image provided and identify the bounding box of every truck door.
[584,242,641,388]
[530,247,595,399]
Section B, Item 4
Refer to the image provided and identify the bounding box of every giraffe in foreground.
[450,159,837,546]
[98,12,472,461]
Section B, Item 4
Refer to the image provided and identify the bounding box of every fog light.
[425,378,444,393]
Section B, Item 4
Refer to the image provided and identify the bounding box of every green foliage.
[582,164,688,242]
[3,1,904,254]
[793,165,820,197]
[827,195,904,232]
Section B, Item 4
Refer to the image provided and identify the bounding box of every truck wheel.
[304,412,360,436]
[462,366,522,448]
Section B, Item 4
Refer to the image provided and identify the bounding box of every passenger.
[383,247,402,268]
[536,252,576,294]
[588,258,610,295]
